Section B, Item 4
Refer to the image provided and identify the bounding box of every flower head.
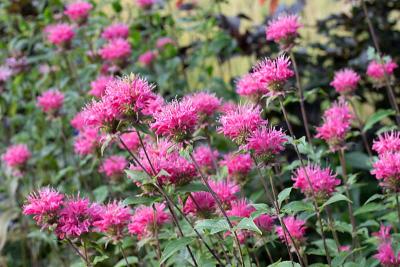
[316,100,353,151]
[139,50,157,66]
[136,0,155,9]
[371,152,400,191]
[94,201,131,240]
[89,76,113,98]
[254,214,274,232]
[266,14,301,46]
[373,131,400,155]
[101,23,129,40]
[2,144,31,168]
[23,187,64,228]
[221,153,253,182]
[367,59,398,85]
[64,1,92,21]
[252,55,294,95]
[276,216,306,245]
[128,203,169,239]
[208,180,240,207]
[183,192,216,217]
[151,99,198,142]
[99,39,132,61]
[227,199,255,218]
[99,155,127,179]
[156,37,174,49]
[236,73,268,101]
[118,131,140,152]
[292,164,340,201]
[45,24,75,46]
[193,145,219,173]
[330,68,360,94]
[184,92,221,118]
[71,111,86,131]
[37,90,64,114]
[0,65,13,82]
[218,103,265,144]
[74,127,100,156]
[374,242,400,267]
[373,225,392,242]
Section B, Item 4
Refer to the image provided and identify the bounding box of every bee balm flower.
[373,131,400,155]
[94,201,131,240]
[101,23,129,40]
[330,68,361,95]
[183,192,216,217]
[89,76,113,98]
[266,14,302,49]
[276,216,306,246]
[184,92,221,119]
[221,153,253,183]
[99,155,127,179]
[236,73,269,102]
[45,24,75,47]
[136,0,155,9]
[367,59,398,87]
[37,89,64,114]
[371,152,400,191]
[2,144,31,168]
[64,1,92,22]
[99,39,132,62]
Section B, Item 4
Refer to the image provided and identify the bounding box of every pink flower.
[339,245,351,252]
[292,164,340,201]
[208,180,240,207]
[74,127,99,155]
[128,203,169,239]
[227,199,255,218]
[252,55,294,95]
[330,68,360,94]
[138,50,157,66]
[101,23,129,40]
[118,131,140,152]
[276,216,306,245]
[45,24,75,46]
[254,214,274,232]
[23,187,64,228]
[373,225,392,242]
[94,201,131,239]
[371,152,400,191]
[316,100,353,151]
[236,73,268,101]
[99,155,127,178]
[99,39,132,61]
[219,101,236,114]
[156,37,174,49]
[37,90,64,113]
[221,153,253,182]
[0,66,12,82]
[151,99,198,142]
[142,94,165,116]
[373,131,400,155]
[71,111,86,131]
[193,145,218,173]
[183,192,216,216]
[266,14,302,45]
[56,196,100,239]
[2,144,31,168]
[374,242,400,267]
[136,0,155,9]
[367,60,398,82]
[218,103,265,144]
[89,76,113,98]
[64,1,92,21]
[247,126,287,162]
[184,92,221,118]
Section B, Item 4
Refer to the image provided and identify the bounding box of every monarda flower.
[136,0,155,9]
[183,192,216,217]
[138,50,157,66]
[56,196,100,239]
[374,242,400,267]
[74,127,100,156]
[266,14,302,49]
[373,225,392,243]
[128,203,169,239]
[45,24,75,47]
[142,94,165,116]
[64,1,92,22]
[236,73,268,102]
[254,214,274,232]
[99,155,127,179]
[292,164,340,202]
[193,145,219,174]
[208,180,240,208]
[218,103,264,145]
[23,187,64,228]
[276,216,306,247]
[221,153,253,183]
[37,89,64,114]
[156,37,174,49]
[371,152,400,191]
[226,199,255,243]
[247,126,287,163]
[94,201,131,240]
[99,39,132,62]
[71,111,86,131]
[316,100,353,151]
[101,23,129,40]
[151,99,198,142]
[367,59,398,87]
[0,65,12,82]
[2,144,31,168]
[184,92,221,119]
[330,68,361,95]
[118,131,140,152]
[252,55,294,95]
[373,131,400,155]
[89,76,113,98]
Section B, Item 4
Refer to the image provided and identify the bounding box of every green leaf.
[115,256,138,267]
[354,203,384,216]
[268,261,301,267]
[235,217,262,235]
[93,186,109,203]
[364,194,384,205]
[195,219,230,234]
[125,169,149,183]
[344,152,371,170]
[320,193,351,211]
[175,182,207,193]
[93,255,109,265]
[160,237,194,265]
[123,196,161,206]
[278,188,292,207]
[283,201,314,214]
[363,109,395,132]
[111,0,122,13]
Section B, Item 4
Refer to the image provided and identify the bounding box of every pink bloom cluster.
[45,24,75,46]
[252,55,294,95]
[184,92,221,118]
[184,192,216,217]
[330,68,360,94]
[99,155,128,178]
[99,39,132,61]
[101,23,129,40]
[2,144,31,168]
[373,225,400,267]
[37,89,64,113]
[236,73,269,101]
[367,59,398,85]
[73,127,101,156]
[373,131,400,155]
[221,153,253,182]
[139,50,157,66]
[371,152,400,191]
[266,14,302,47]
[208,180,240,207]
[193,145,219,173]
[0,65,13,82]
[118,131,140,152]
[89,75,113,98]
[156,37,174,49]
[128,203,169,239]
[316,100,353,151]
[136,0,156,9]
[276,216,306,246]
[94,201,131,240]
[292,164,340,201]
[64,1,92,21]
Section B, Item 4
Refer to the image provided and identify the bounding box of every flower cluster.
[373,225,400,267]
[45,24,75,47]
[236,73,268,102]
[367,59,398,87]
[99,155,128,179]
[2,144,31,169]
[37,89,64,114]
[64,1,92,22]
[101,23,129,40]
[276,216,306,247]
[89,75,113,98]
[221,153,253,183]
[266,14,302,49]
[193,145,219,174]
[330,68,360,95]
[99,38,132,62]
